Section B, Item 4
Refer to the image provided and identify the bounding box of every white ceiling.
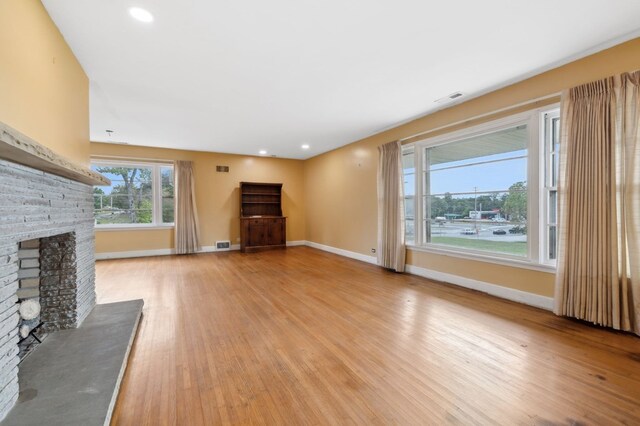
[42,1,640,160]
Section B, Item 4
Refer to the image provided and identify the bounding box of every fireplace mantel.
[0,122,109,186]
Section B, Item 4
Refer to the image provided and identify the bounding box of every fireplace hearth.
[0,122,110,420]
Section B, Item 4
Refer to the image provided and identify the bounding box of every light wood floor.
[97,247,640,425]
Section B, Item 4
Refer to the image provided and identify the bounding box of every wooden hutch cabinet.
[239,182,286,252]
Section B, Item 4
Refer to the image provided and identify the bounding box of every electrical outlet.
[371,248,376,253]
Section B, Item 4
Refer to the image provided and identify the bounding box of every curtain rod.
[399,92,561,144]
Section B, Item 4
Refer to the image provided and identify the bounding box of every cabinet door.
[248,219,267,246]
[268,218,285,245]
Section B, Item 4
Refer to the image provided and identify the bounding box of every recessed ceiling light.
[129,7,154,23]
[301,144,310,150]
[259,150,267,155]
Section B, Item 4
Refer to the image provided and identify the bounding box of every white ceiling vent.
[434,92,464,104]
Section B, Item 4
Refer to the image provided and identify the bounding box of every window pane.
[404,196,415,219]
[161,166,175,223]
[549,190,557,224]
[405,219,415,245]
[92,165,153,225]
[548,226,557,260]
[427,191,526,256]
[425,125,528,257]
[552,117,560,153]
[402,148,415,243]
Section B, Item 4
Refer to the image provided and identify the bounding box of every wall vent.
[216,165,229,173]
[216,240,231,250]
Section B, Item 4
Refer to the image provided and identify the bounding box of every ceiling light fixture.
[301,144,310,150]
[129,7,154,23]
[259,150,267,155]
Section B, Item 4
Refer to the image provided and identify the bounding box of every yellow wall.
[304,38,640,298]
[0,0,89,166]
[90,143,306,253]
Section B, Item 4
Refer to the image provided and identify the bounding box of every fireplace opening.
[16,233,77,361]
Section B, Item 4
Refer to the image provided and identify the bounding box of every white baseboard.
[303,240,553,311]
[96,240,310,260]
[95,239,553,311]
[303,241,377,265]
[95,248,176,260]
[96,243,241,260]
[404,264,554,311]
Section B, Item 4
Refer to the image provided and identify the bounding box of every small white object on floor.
[19,325,30,339]
[19,299,40,320]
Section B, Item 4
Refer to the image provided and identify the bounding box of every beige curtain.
[554,72,640,334]
[175,160,201,254]
[377,140,406,272]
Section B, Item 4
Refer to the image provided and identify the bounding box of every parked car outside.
[461,228,476,235]
[509,225,527,234]
[492,229,507,235]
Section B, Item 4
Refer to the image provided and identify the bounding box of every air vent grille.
[216,240,231,250]
[434,92,464,104]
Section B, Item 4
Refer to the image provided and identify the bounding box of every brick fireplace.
[0,123,109,420]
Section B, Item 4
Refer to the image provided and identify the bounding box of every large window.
[91,161,174,227]
[403,107,559,268]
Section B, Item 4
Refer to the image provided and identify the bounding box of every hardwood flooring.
[96,247,640,425]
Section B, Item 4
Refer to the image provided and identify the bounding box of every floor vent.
[216,241,231,250]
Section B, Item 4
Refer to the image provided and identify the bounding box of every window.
[91,160,175,227]
[543,110,560,262]
[402,147,416,245]
[403,106,559,268]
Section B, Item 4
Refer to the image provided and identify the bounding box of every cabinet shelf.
[242,192,281,195]
[242,201,280,204]
[240,182,285,253]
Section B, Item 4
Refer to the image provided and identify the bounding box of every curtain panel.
[175,160,201,254]
[555,71,640,334]
[377,140,406,272]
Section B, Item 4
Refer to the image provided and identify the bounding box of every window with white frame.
[402,106,560,267]
[543,110,560,262]
[91,160,175,227]
[402,147,416,245]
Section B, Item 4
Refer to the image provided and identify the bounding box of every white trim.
[412,109,534,147]
[95,225,174,232]
[95,244,240,260]
[95,241,306,260]
[404,264,554,311]
[303,240,553,310]
[303,241,377,264]
[96,248,175,260]
[406,245,555,273]
[94,239,554,310]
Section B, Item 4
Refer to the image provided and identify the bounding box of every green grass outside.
[431,236,527,256]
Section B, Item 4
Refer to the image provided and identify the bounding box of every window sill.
[406,244,556,273]
[95,225,175,232]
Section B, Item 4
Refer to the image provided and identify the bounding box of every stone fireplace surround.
[0,122,110,420]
